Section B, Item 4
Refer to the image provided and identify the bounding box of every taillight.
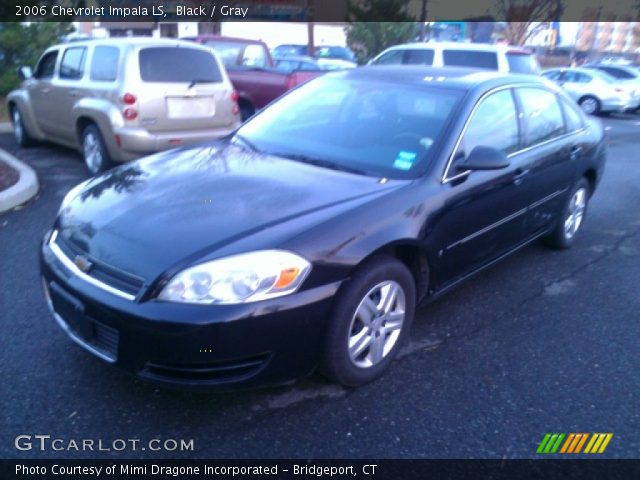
[122,92,137,105]
[286,74,298,91]
[231,90,240,115]
[123,107,138,120]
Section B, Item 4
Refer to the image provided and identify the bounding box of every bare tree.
[497,0,564,45]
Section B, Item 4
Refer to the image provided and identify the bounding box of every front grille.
[54,231,145,297]
[92,319,120,358]
[139,354,270,385]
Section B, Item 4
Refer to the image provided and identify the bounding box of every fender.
[71,98,124,160]
[6,88,47,140]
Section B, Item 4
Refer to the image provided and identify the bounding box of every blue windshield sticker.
[393,151,417,170]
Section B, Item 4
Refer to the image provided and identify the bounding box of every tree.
[0,22,73,95]
[346,0,418,63]
[496,0,564,45]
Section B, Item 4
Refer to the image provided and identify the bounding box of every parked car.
[272,44,357,64]
[541,67,639,115]
[584,64,640,111]
[42,67,605,390]
[7,38,240,175]
[370,41,541,75]
[274,55,356,73]
[185,35,324,120]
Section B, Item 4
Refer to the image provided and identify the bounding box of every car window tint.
[599,67,635,79]
[442,50,498,70]
[59,47,86,80]
[90,46,119,81]
[373,50,404,65]
[34,51,58,79]
[564,71,591,83]
[506,53,538,74]
[542,70,561,81]
[139,47,222,83]
[405,49,434,65]
[560,97,584,132]
[459,89,519,159]
[517,88,565,146]
[236,77,462,180]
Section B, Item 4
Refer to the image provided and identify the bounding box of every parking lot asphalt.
[1,114,639,459]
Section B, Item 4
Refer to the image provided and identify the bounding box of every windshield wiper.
[187,79,214,89]
[271,152,367,176]
[231,134,260,152]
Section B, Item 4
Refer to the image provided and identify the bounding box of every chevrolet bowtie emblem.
[73,255,93,273]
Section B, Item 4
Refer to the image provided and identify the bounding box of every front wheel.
[82,125,112,175]
[578,96,601,116]
[11,106,35,147]
[320,256,416,387]
[543,178,590,250]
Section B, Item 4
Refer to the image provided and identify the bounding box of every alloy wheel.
[564,187,587,240]
[580,98,598,115]
[347,280,406,368]
[83,132,102,174]
[12,109,23,144]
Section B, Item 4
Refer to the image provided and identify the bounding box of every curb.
[0,147,39,213]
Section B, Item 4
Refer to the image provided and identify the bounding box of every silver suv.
[8,38,241,174]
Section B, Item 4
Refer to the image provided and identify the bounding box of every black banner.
[2,459,640,480]
[0,0,638,22]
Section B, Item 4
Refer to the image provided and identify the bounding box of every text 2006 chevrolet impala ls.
[41,67,606,390]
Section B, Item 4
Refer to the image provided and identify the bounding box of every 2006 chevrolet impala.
[41,67,606,390]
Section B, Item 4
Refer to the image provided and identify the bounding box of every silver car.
[542,67,639,115]
[7,38,241,174]
[584,64,640,112]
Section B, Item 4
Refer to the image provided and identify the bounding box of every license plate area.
[166,96,215,119]
[50,283,93,341]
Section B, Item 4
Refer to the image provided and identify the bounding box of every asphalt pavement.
[1,114,639,459]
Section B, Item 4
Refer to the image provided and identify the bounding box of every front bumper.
[40,233,341,391]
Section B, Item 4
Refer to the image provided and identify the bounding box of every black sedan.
[41,67,606,390]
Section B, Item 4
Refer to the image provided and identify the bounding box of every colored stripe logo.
[537,433,613,454]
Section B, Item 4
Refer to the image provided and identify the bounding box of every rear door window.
[443,50,498,70]
[59,47,87,80]
[516,88,565,146]
[506,53,539,74]
[90,46,119,82]
[139,47,222,83]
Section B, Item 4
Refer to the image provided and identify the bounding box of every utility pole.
[419,0,428,41]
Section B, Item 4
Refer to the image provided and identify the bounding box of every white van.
[370,41,541,75]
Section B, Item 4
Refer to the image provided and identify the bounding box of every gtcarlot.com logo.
[536,433,613,454]
[14,435,194,452]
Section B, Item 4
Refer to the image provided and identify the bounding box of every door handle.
[570,145,582,161]
[513,168,529,185]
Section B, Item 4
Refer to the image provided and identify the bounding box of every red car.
[185,35,323,120]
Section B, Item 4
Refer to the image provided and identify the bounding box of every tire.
[81,124,112,175]
[11,106,35,147]
[543,178,591,250]
[320,256,416,387]
[578,96,601,116]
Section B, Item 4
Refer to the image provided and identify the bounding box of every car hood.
[57,143,401,281]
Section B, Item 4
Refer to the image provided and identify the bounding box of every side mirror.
[17,66,32,80]
[458,146,510,171]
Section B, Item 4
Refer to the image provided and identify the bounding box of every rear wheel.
[320,256,416,387]
[578,96,601,115]
[81,125,112,175]
[11,106,35,147]
[543,178,590,250]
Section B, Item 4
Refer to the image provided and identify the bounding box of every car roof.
[273,55,317,62]
[337,66,549,92]
[190,35,266,45]
[382,41,532,53]
[49,37,208,50]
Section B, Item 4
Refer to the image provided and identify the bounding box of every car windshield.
[204,40,268,68]
[234,76,462,179]
[506,53,539,74]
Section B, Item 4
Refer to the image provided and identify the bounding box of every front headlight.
[59,179,90,213]
[157,250,312,305]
